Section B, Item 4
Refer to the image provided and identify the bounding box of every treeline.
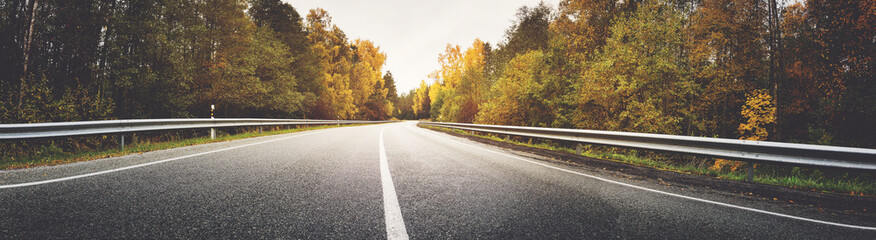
[406,0,874,148]
[0,0,396,123]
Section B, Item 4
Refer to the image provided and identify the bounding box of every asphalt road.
[1,121,873,239]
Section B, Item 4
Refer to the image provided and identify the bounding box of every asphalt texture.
[1,121,873,239]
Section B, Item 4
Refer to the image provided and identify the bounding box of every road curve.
[0,121,872,239]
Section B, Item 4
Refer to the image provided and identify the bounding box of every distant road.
[1,122,873,239]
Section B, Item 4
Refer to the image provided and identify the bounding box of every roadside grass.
[421,124,876,196]
[0,124,361,170]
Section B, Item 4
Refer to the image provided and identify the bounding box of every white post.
[210,104,216,140]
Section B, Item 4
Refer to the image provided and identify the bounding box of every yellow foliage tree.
[350,39,389,119]
[551,0,623,61]
[412,80,430,119]
[306,8,355,119]
[428,39,488,122]
[476,50,548,126]
[738,89,776,141]
[712,89,776,171]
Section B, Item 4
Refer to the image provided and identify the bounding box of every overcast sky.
[283,0,560,94]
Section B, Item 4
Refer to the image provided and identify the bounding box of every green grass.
[0,124,361,170]
[422,124,876,196]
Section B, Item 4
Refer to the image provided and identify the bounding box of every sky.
[283,0,560,94]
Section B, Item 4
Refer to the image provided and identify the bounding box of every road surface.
[1,122,873,239]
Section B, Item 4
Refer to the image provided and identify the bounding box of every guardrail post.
[576,143,582,155]
[747,164,754,182]
[259,126,263,134]
[118,135,125,150]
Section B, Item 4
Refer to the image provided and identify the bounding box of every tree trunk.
[16,0,39,121]
[767,0,782,141]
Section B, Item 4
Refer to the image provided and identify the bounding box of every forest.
[1,0,397,123]
[399,0,874,149]
[2,0,874,150]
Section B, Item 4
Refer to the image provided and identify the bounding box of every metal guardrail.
[419,121,876,172]
[0,118,391,140]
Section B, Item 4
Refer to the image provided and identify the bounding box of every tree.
[780,0,876,147]
[574,0,694,134]
[454,39,489,123]
[197,0,267,117]
[306,8,355,119]
[350,39,391,120]
[383,71,398,103]
[427,39,488,122]
[250,25,304,117]
[15,0,37,119]
[687,0,768,137]
[476,50,552,126]
[394,89,416,119]
[494,2,552,72]
[412,80,430,119]
[350,39,387,119]
[107,0,203,118]
[779,2,824,143]
[552,0,632,59]
[249,0,318,116]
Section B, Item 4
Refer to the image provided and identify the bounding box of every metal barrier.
[1,118,392,149]
[419,121,876,177]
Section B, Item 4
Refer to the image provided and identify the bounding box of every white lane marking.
[0,131,323,189]
[413,124,876,231]
[379,127,410,240]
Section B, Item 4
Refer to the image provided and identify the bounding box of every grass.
[0,124,361,170]
[421,124,876,196]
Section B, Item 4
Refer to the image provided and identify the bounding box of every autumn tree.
[350,39,392,120]
[551,0,636,60]
[412,80,430,119]
[350,39,389,119]
[305,8,356,119]
[477,51,553,127]
[779,0,875,146]
[687,0,769,137]
[427,39,489,122]
[779,2,823,143]
[574,0,695,134]
[426,44,457,121]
